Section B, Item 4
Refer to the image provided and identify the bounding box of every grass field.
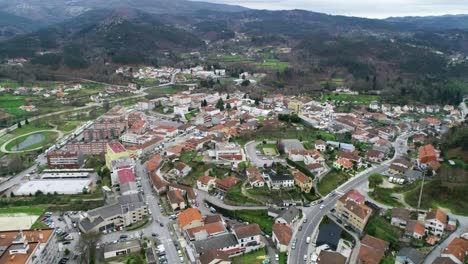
[258,143,278,156]
[213,205,274,234]
[232,249,268,264]
[369,187,404,207]
[225,183,262,205]
[257,59,290,71]
[56,120,82,132]
[317,170,350,195]
[365,214,401,249]
[0,206,45,215]
[4,131,58,151]
[322,92,379,105]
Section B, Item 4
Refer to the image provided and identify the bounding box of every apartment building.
[0,229,59,264]
[79,193,148,234]
[335,189,373,233]
[46,151,83,169]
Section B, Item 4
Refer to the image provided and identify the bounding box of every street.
[288,132,411,264]
[98,161,180,263]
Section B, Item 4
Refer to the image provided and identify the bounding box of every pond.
[11,133,45,151]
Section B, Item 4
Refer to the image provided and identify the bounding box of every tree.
[25,118,29,125]
[369,173,384,188]
[7,156,23,174]
[254,98,260,106]
[215,98,225,110]
[103,100,110,111]
[226,94,230,99]
[64,248,70,255]
[241,80,250,86]
[226,103,231,110]
[17,122,22,128]
[201,99,208,107]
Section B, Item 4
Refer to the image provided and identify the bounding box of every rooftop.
[108,141,126,153]
[178,208,203,228]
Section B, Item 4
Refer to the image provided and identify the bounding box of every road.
[98,161,180,263]
[289,132,411,264]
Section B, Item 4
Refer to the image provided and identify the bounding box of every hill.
[0,0,248,24]
[386,15,468,30]
[0,11,43,40]
[0,9,205,67]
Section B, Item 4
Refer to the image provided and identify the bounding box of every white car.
[319,204,325,209]
[275,254,279,261]
[304,254,307,261]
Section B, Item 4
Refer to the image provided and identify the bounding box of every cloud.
[198,0,468,18]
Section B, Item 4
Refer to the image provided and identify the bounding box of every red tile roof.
[178,208,203,228]
[273,223,292,245]
[186,222,226,239]
[359,235,389,264]
[442,237,468,263]
[117,168,135,185]
[233,224,262,239]
[198,176,215,185]
[419,144,438,163]
[216,176,239,191]
[427,208,447,224]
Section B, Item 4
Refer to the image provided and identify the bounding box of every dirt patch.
[0,214,39,231]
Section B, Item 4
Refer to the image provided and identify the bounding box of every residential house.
[167,189,186,211]
[425,208,447,237]
[366,150,385,163]
[186,222,227,241]
[317,251,347,264]
[198,249,231,264]
[440,237,468,264]
[232,224,263,252]
[315,140,327,152]
[215,176,239,192]
[272,224,292,252]
[197,176,217,192]
[335,190,373,233]
[333,157,354,171]
[193,234,242,257]
[274,206,300,228]
[178,208,204,230]
[391,208,411,228]
[306,163,326,175]
[358,235,389,264]
[389,158,413,174]
[288,100,303,113]
[263,171,294,189]
[246,167,265,187]
[395,247,424,264]
[173,161,192,177]
[293,171,313,193]
[405,220,425,240]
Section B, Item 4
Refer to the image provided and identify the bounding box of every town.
[0,67,467,264]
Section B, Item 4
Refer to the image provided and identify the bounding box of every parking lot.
[41,211,82,264]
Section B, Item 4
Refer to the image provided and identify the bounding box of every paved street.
[98,161,180,263]
[289,132,411,264]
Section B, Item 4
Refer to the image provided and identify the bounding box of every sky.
[196,0,468,18]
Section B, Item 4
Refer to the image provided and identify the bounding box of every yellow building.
[288,100,303,113]
[105,141,135,170]
[335,189,372,233]
[293,171,313,193]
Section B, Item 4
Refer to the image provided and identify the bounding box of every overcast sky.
[197,0,468,18]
